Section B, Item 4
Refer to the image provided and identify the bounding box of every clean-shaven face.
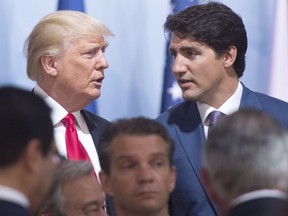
[103,134,176,216]
[54,35,109,103]
[169,32,229,105]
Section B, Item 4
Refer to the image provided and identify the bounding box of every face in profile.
[100,134,176,215]
[54,35,109,101]
[63,174,107,216]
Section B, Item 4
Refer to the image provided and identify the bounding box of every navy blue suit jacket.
[0,200,32,216]
[227,197,288,216]
[156,84,288,216]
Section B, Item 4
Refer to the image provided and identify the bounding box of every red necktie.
[61,113,91,161]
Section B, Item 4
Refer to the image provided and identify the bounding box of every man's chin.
[131,204,163,215]
[88,91,101,100]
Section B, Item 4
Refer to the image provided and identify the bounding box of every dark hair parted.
[0,86,53,167]
[99,117,175,174]
[164,2,247,77]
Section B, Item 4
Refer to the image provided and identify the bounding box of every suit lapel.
[175,102,205,175]
[80,110,101,151]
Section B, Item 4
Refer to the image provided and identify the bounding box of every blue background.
[0,0,285,121]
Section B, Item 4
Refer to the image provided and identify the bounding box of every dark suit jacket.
[0,200,32,216]
[81,109,110,151]
[156,84,288,216]
[227,197,288,216]
[81,110,116,216]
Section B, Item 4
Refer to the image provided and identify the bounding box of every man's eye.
[153,159,165,168]
[124,163,135,169]
[119,161,136,170]
[169,51,176,58]
[83,205,100,216]
[185,51,194,58]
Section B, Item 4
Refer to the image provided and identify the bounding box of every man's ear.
[22,138,43,174]
[99,171,113,196]
[223,45,237,68]
[169,166,177,192]
[40,55,58,77]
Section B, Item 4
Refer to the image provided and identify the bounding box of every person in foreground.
[39,160,107,216]
[24,10,113,175]
[0,86,60,216]
[156,2,288,216]
[202,108,288,216]
[98,117,176,216]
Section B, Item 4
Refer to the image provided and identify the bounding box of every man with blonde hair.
[24,10,114,215]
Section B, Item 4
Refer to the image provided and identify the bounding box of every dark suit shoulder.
[242,84,288,109]
[81,109,110,126]
[254,91,288,108]
[241,86,288,129]
[0,200,32,216]
[80,110,111,148]
[227,198,288,216]
[81,110,111,134]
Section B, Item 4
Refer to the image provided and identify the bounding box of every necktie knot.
[208,110,225,128]
[61,113,90,161]
[62,113,76,131]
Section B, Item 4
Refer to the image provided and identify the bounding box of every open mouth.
[178,79,193,88]
[97,77,104,83]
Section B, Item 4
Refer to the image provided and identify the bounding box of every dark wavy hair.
[164,2,247,77]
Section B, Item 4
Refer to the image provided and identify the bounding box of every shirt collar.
[34,85,89,133]
[0,185,30,208]
[230,189,288,207]
[197,82,243,125]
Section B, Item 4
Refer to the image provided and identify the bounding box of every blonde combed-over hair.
[24,10,113,81]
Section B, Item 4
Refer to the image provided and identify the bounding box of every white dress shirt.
[0,185,29,208]
[34,85,102,176]
[197,82,243,138]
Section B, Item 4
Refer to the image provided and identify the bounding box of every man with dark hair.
[98,117,176,216]
[202,109,288,216]
[156,2,288,216]
[39,160,107,216]
[0,86,60,216]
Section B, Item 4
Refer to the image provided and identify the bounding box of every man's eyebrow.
[115,155,136,162]
[169,44,198,51]
[180,46,198,52]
